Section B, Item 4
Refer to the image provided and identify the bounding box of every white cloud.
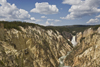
[41,16,47,18]
[62,0,100,19]
[0,0,6,5]
[47,19,54,21]
[35,19,43,22]
[24,19,42,23]
[47,19,61,22]
[96,15,100,18]
[87,18,99,23]
[87,14,100,24]
[30,2,59,15]
[0,0,31,21]
[62,0,81,5]
[46,21,50,25]
[45,21,54,26]
[31,17,36,21]
[30,17,42,23]
[54,19,61,22]
[44,19,61,26]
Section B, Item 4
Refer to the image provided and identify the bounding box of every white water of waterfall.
[58,36,77,67]
[71,36,77,47]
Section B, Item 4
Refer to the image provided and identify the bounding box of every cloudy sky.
[0,0,100,26]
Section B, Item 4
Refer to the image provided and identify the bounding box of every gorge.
[58,35,77,67]
[0,21,100,67]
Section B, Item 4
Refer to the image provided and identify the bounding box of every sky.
[0,0,100,26]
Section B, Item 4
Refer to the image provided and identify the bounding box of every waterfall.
[71,36,77,47]
[58,36,77,67]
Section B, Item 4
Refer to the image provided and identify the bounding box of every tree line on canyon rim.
[0,21,100,34]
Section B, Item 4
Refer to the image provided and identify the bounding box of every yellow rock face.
[65,27,100,67]
[0,26,72,67]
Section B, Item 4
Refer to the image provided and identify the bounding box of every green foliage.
[0,60,5,66]
[66,25,92,34]
[0,21,38,30]
[92,25,100,30]
[46,26,71,34]
[0,21,58,33]
[0,21,100,35]
[42,39,50,49]
[72,32,76,35]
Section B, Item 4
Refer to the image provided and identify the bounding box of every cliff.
[0,21,100,67]
[64,27,100,67]
[0,23,72,67]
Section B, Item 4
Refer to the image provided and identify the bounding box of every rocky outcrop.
[61,31,72,40]
[1,23,100,67]
[0,23,4,41]
[64,27,100,67]
[0,26,72,67]
[76,32,82,45]
[97,27,100,34]
[83,28,94,37]
[72,33,100,67]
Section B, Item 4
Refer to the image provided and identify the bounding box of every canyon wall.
[65,27,100,67]
[0,25,72,67]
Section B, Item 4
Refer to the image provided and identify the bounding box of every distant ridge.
[0,21,100,34]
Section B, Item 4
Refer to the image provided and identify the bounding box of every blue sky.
[0,0,100,26]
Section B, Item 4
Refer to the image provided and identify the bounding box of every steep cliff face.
[61,31,72,40]
[1,22,100,67]
[0,25,72,67]
[65,27,100,67]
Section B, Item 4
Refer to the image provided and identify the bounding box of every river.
[58,36,77,67]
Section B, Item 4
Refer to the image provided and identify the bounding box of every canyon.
[0,22,100,67]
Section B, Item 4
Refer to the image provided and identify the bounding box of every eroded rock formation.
[0,23,100,67]
[65,27,100,67]
[0,25,72,67]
